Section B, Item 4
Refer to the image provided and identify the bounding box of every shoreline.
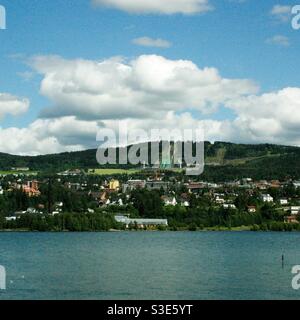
[1,227,299,233]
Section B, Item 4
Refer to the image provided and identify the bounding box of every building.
[293,181,300,189]
[146,180,169,191]
[11,167,30,171]
[261,194,273,203]
[290,206,300,215]
[5,216,17,221]
[215,195,225,204]
[247,206,257,213]
[255,181,268,190]
[270,180,281,188]
[109,179,120,191]
[223,204,236,210]
[115,215,168,229]
[284,216,299,224]
[122,180,146,193]
[22,180,41,197]
[280,199,288,205]
[161,196,177,206]
[58,169,82,176]
[186,182,204,193]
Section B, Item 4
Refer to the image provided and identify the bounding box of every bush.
[251,224,260,231]
[188,223,197,231]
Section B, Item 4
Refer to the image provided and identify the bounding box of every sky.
[0,0,299,155]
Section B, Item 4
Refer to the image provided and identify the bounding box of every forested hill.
[0,141,299,180]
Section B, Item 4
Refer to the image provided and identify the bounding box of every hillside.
[0,141,299,180]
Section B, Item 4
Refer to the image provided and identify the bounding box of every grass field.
[88,168,141,175]
[0,171,38,176]
[206,152,283,167]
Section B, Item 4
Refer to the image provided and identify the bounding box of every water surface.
[0,231,299,300]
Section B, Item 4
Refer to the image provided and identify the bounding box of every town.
[0,166,299,232]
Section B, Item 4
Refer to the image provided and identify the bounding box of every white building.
[293,181,300,189]
[223,204,236,209]
[247,206,257,213]
[115,216,168,229]
[162,197,177,206]
[5,216,16,221]
[261,194,274,203]
[290,206,300,215]
[215,196,225,204]
[181,201,190,207]
[280,199,288,205]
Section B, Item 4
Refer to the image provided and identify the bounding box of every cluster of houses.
[9,180,41,197]
[1,172,300,226]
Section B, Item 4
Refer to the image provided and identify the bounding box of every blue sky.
[0,0,299,154]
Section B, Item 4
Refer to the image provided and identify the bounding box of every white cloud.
[0,93,29,119]
[2,85,300,155]
[132,37,172,48]
[225,87,300,145]
[92,0,213,14]
[266,35,290,47]
[17,71,35,82]
[270,5,292,22]
[0,116,102,155]
[1,54,299,155]
[29,54,258,121]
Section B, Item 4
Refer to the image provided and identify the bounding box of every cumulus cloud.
[29,54,258,121]
[225,87,300,145]
[92,0,213,14]
[270,5,292,23]
[266,35,290,47]
[2,54,300,155]
[0,116,102,155]
[132,37,172,48]
[0,113,232,155]
[0,93,29,119]
[2,85,300,154]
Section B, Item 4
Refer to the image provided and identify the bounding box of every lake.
[0,231,300,300]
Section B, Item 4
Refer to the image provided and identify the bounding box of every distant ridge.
[0,141,299,181]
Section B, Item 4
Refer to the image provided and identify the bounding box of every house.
[122,180,146,193]
[161,196,177,206]
[247,206,257,213]
[146,180,169,191]
[11,167,30,171]
[179,193,190,207]
[26,207,38,214]
[58,169,82,176]
[89,191,109,205]
[215,195,225,204]
[261,194,273,203]
[64,182,81,191]
[290,206,300,215]
[109,179,120,191]
[54,202,63,213]
[255,181,268,190]
[186,182,203,193]
[223,204,236,210]
[284,216,299,224]
[181,201,190,207]
[293,181,300,189]
[270,180,281,188]
[5,216,17,221]
[14,210,27,216]
[115,215,168,229]
[22,180,41,197]
[280,199,288,205]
